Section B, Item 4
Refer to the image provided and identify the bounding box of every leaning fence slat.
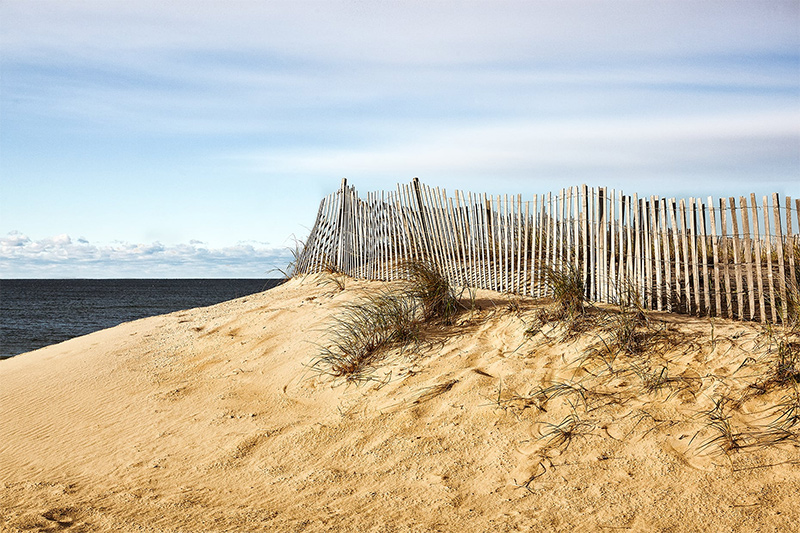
[598,188,607,302]
[762,196,778,323]
[503,194,511,292]
[537,194,546,296]
[772,193,787,323]
[588,189,596,301]
[483,194,496,291]
[620,193,627,297]
[463,191,476,286]
[678,199,692,314]
[440,187,458,283]
[698,201,710,314]
[658,198,671,312]
[689,198,701,314]
[648,196,660,310]
[643,198,652,309]
[708,199,722,317]
[425,186,445,277]
[519,194,526,293]
[787,197,796,295]
[452,194,468,286]
[751,194,767,323]
[573,187,581,276]
[719,198,733,318]
[740,197,756,320]
[438,188,457,283]
[729,197,745,319]
[580,184,592,296]
[668,199,682,312]
[523,198,531,296]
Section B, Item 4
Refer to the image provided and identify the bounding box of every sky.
[1,0,798,278]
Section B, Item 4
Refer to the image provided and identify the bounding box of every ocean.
[0,279,285,358]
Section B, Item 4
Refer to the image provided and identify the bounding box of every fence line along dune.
[299,178,799,324]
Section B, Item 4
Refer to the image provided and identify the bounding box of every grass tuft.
[313,289,421,383]
[398,260,462,324]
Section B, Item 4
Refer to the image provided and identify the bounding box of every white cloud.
[0,232,291,278]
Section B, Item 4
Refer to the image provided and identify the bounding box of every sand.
[1,274,799,532]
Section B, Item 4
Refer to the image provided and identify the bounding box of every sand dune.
[2,275,799,532]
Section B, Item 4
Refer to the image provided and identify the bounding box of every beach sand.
[1,275,798,532]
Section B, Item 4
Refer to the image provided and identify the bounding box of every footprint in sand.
[42,506,80,527]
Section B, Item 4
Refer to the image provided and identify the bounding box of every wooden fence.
[297,178,800,324]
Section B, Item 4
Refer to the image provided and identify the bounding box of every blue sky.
[1,0,798,278]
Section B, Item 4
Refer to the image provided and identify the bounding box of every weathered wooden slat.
[689,198,701,314]
[740,196,756,320]
[647,195,658,310]
[679,199,691,314]
[787,197,796,295]
[573,187,581,275]
[581,185,589,298]
[423,184,446,274]
[773,193,788,323]
[762,195,778,323]
[708,198,722,317]
[719,198,733,318]
[589,188,597,301]
[483,194,496,291]
[698,201,710,315]
[535,194,544,296]
[480,192,491,289]
[729,197,744,319]
[751,194,767,323]
[559,188,566,277]
[604,190,610,302]
[658,198,670,312]
[518,194,524,292]
[643,198,652,308]
[668,199,681,312]
[503,194,510,292]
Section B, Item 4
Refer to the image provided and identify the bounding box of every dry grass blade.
[770,385,800,431]
[539,409,595,451]
[413,379,459,404]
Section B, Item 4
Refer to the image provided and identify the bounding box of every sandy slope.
[1,275,799,532]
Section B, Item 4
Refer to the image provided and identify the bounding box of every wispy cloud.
[1,1,797,278]
[0,232,289,278]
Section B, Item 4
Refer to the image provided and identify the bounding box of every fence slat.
[698,201,710,314]
[679,199,692,314]
[751,194,767,322]
[786,197,796,294]
[689,198,701,314]
[740,196,756,320]
[773,193,788,323]
[762,196,778,323]
[729,197,744,319]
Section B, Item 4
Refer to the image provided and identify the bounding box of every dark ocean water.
[0,279,285,358]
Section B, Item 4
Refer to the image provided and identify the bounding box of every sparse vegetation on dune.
[310,254,798,474]
[311,259,471,383]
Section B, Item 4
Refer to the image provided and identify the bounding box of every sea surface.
[0,279,284,358]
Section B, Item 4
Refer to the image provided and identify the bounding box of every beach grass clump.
[314,290,421,382]
[398,260,461,324]
[527,262,596,340]
[314,259,465,383]
[538,408,595,451]
[540,263,587,321]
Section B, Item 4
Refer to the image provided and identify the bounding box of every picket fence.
[297,178,799,324]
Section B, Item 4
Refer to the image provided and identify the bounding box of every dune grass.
[312,259,467,383]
